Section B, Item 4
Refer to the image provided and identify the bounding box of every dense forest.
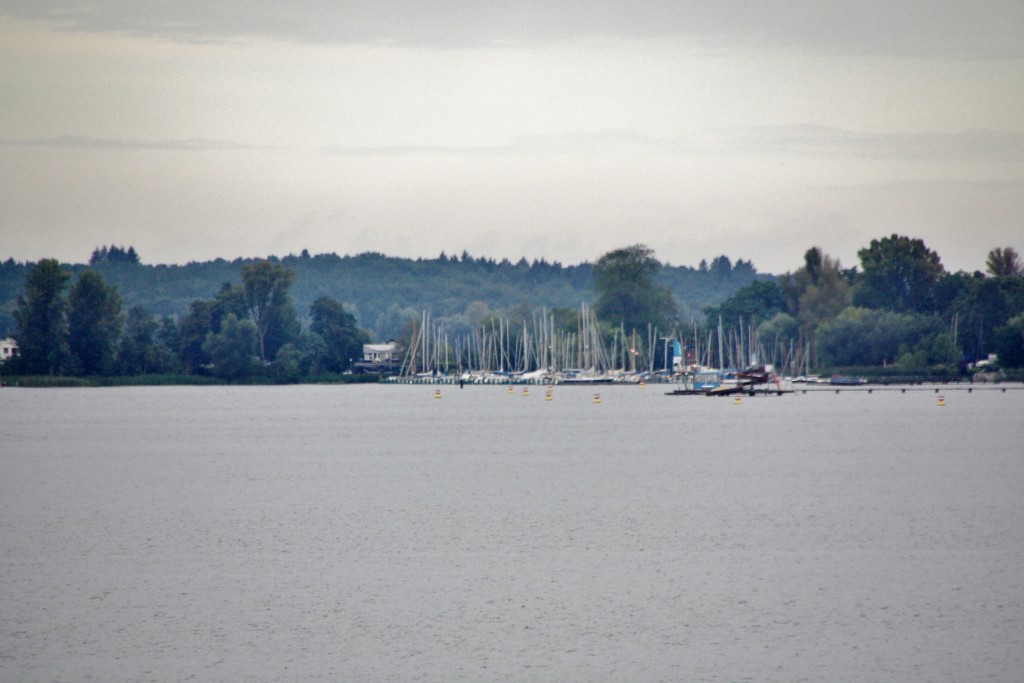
[2,237,1023,383]
[0,246,760,343]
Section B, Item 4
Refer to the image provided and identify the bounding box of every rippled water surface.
[2,384,1023,681]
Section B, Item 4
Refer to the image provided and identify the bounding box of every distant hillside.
[0,250,769,340]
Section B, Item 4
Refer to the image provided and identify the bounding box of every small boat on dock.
[668,364,790,396]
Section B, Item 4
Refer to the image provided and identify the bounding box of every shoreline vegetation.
[2,238,1023,385]
[0,373,380,388]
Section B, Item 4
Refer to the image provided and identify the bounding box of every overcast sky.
[2,1,1022,274]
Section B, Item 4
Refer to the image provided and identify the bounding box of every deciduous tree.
[778,247,852,333]
[68,270,123,375]
[816,307,955,368]
[854,234,944,313]
[593,245,677,332]
[998,312,1024,367]
[118,306,158,375]
[202,313,257,379]
[309,296,369,372]
[703,280,785,329]
[240,261,297,363]
[986,247,1022,278]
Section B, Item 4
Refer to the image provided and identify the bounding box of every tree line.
[3,236,1021,381]
[701,237,1024,373]
[6,259,368,382]
[0,248,761,344]
[0,246,758,382]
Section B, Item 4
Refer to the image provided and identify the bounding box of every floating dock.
[667,384,1024,396]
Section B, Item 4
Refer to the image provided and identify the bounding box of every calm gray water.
[2,384,1023,682]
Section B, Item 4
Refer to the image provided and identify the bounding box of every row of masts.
[399,305,828,379]
[400,304,658,377]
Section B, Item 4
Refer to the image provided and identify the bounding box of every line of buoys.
[545,386,553,401]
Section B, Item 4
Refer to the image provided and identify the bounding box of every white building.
[362,341,401,364]
[0,338,17,362]
[353,340,403,374]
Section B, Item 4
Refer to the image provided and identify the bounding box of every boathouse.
[353,340,403,375]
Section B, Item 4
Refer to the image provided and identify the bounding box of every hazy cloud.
[322,129,694,157]
[0,134,271,152]
[2,2,1021,273]
[321,143,514,157]
[10,128,1021,163]
[721,126,1024,162]
[324,125,1024,164]
[4,1,1022,57]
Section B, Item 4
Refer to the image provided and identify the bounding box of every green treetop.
[593,244,677,332]
[68,270,123,375]
[854,234,944,313]
[12,259,72,375]
[240,260,297,363]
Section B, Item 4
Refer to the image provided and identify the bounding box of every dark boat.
[829,375,867,386]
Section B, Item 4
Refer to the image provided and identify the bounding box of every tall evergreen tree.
[12,259,71,375]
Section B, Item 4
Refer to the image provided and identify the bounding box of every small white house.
[363,340,400,364]
[0,337,17,362]
[353,339,403,375]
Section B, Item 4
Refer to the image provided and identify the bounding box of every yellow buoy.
[507,386,514,394]
[734,396,742,405]
[938,395,945,406]
[434,389,442,399]
[545,392,552,401]
[593,393,601,404]
[522,387,529,396]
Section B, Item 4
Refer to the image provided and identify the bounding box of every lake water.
[2,384,1023,682]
